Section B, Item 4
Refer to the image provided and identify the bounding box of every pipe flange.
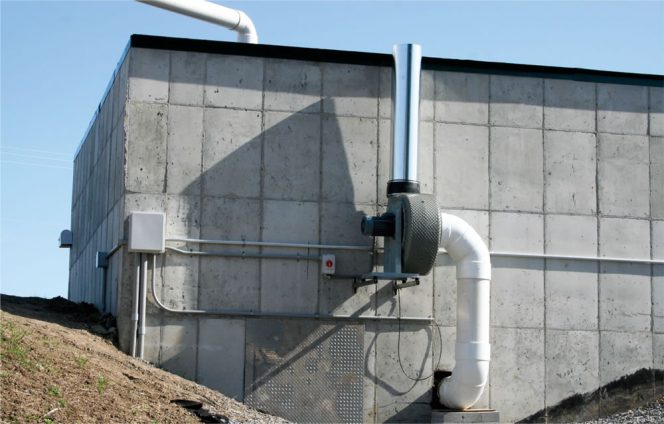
[400,194,440,275]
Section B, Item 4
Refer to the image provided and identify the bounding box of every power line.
[1,145,72,157]
[1,160,73,171]
[1,151,72,164]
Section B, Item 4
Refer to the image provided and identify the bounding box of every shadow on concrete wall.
[126,54,441,420]
[172,99,371,314]
[521,368,663,423]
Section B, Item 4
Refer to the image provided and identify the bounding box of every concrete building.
[68,34,663,422]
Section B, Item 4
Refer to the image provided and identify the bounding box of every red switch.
[321,254,336,275]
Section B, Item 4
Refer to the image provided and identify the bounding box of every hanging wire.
[396,287,443,381]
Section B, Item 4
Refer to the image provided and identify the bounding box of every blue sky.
[1,0,663,299]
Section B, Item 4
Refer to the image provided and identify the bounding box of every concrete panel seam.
[652,224,656,374]
[541,79,548,420]
[594,80,604,415]
[257,60,267,313]
[316,61,325,316]
[487,76,493,254]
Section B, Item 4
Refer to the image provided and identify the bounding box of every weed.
[43,418,54,424]
[97,375,109,394]
[58,398,67,408]
[47,386,61,397]
[74,355,88,369]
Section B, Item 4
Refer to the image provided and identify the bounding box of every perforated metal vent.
[245,321,364,423]
[401,193,441,275]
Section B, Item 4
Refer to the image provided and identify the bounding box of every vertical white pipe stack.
[437,213,492,409]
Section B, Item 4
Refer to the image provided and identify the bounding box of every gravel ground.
[586,396,664,424]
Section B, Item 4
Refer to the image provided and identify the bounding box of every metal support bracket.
[392,278,420,294]
[352,272,420,294]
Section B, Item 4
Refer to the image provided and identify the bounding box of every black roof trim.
[130,34,664,87]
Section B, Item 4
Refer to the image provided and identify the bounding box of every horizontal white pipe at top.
[136,0,258,43]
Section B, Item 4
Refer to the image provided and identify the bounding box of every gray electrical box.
[128,212,165,253]
[96,252,109,269]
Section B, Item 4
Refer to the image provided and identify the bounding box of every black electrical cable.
[396,288,443,381]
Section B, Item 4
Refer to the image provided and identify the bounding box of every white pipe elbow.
[437,213,491,410]
[439,359,490,409]
[136,0,258,44]
[235,10,258,44]
[439,213,491,281]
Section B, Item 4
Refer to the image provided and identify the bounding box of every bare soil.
[0,295,286,424]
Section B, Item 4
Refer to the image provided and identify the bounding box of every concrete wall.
[69,55,128,315]
[70,43,664,423]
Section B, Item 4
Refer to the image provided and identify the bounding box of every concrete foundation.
[69,35,663,423]
[431,410,499,424]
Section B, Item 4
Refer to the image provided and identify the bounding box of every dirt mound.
[0,295,286,424]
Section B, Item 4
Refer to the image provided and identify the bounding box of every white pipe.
[137,254,149,360]
[130,254,141,357]
[437,213,492,410]
[136,0,258,43]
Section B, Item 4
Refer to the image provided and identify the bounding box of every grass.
[48,385,67,408]
[47,386,61,397]
[74,355,88,369]
[96,375,109,395]
[0,321,31,368]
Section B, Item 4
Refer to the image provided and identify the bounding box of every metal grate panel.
[245,320,364,423]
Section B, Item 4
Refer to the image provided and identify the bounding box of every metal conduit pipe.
[167,237,373,252]
[484,251,664,265]
[136,0,258,43]
[437,213,492,410]
[166,246,320,261]
[130,254,141,358]
[138,255,149,360]
[149,255,431,323]
[106,241,664,265]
